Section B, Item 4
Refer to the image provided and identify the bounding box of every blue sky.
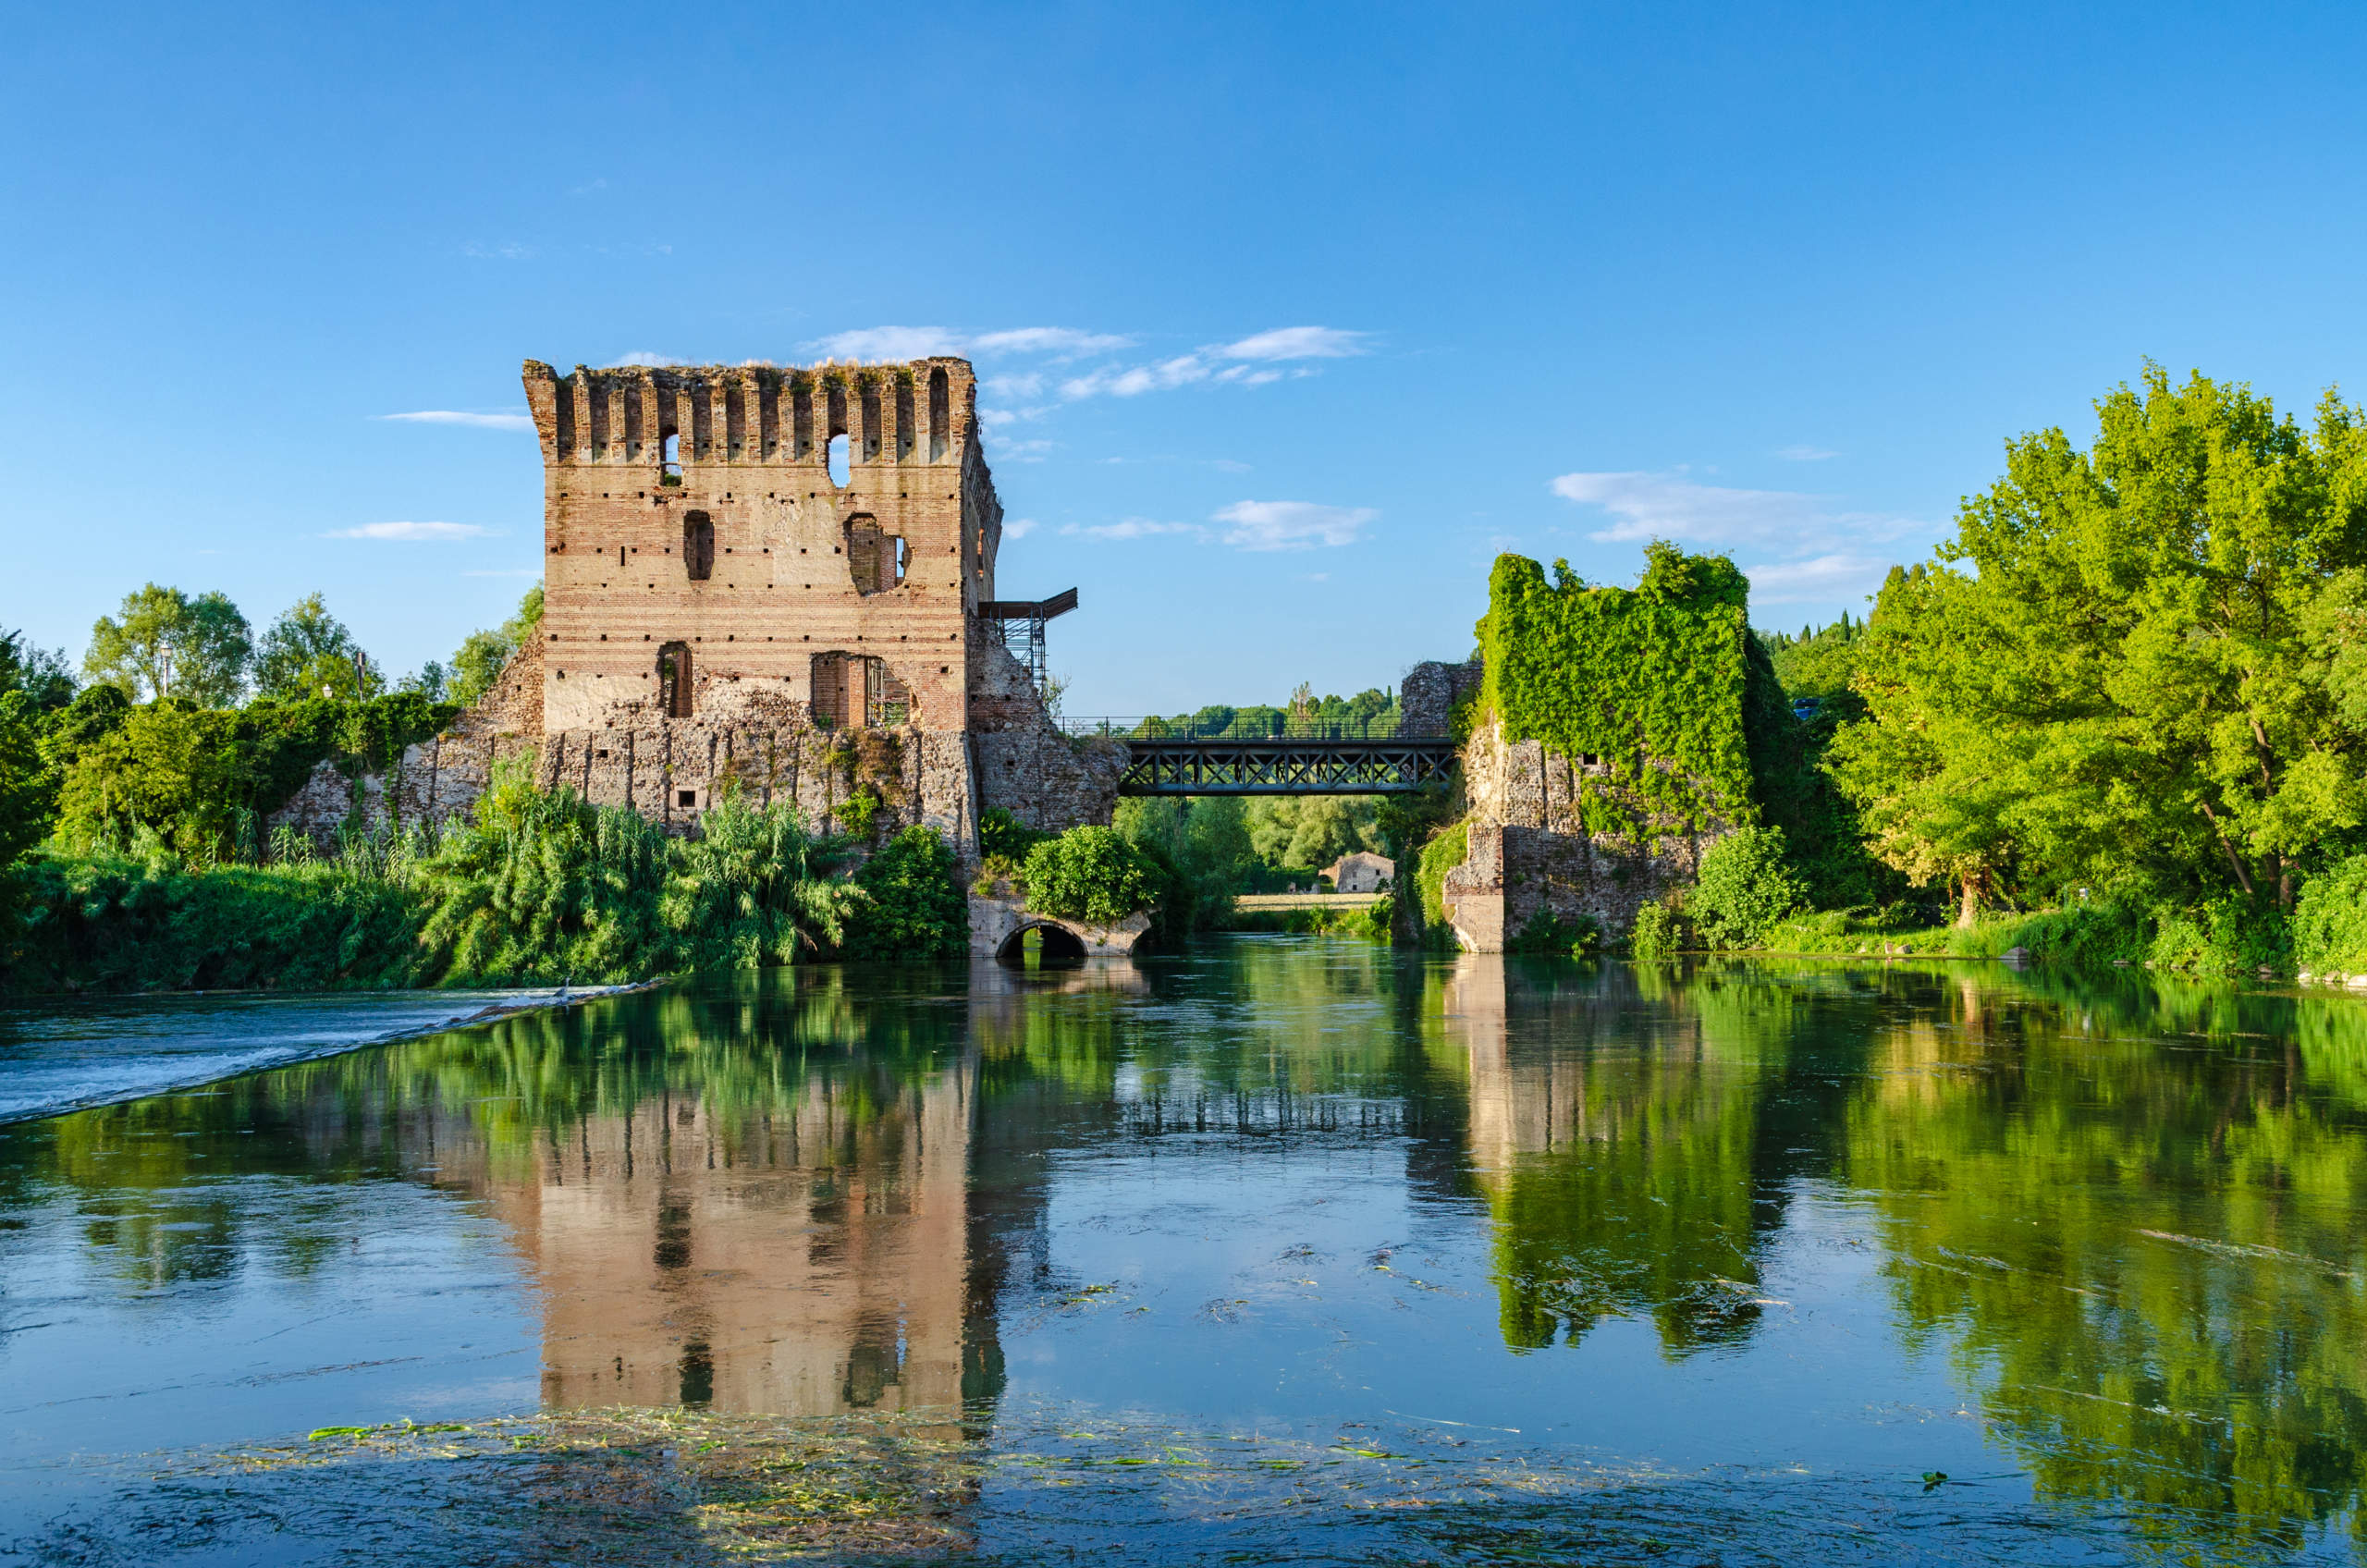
[9,1,2367,713]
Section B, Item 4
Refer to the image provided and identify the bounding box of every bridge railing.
[1056,713,1448,741]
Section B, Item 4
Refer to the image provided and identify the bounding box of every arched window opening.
[928,368,950,461]
[683,510,715,581]
[894,378,915,462]
[660,428,682,484]
[825,380,849,484]
[658,642,693,718]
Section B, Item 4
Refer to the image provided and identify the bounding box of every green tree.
[1829,365,2367,923]
[1687,825,1807,948]
[1023,826,1161,926]
[1246,795,1381,871]
[253,594,381,702]
[82,585,251,705]
[446,584,544,706]
[0,630,77,712]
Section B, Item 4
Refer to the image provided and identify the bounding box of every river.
[2,939,2361,1564]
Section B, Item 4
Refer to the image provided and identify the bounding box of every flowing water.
[2,939,2365,1564]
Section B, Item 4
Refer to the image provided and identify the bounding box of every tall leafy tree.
[1830,366,2367,921]
[252,593,380,703]
[82,585,251,705]
[0,629,76,713]
[446,584,544,706]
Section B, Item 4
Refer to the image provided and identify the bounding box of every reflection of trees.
[1843,969,2367,1559]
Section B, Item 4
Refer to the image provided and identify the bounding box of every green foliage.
[841,827,967,960]
[1688,826,1808,949]
[1112,795,1244,939]
[2295,853,2367,974]
[444,585,544,707]
[6,846,424,990]
[1756,611,1864,701]
[47,692,457,861]
[1479,545,1759,839]
[979,806,1050,864]
[1022,826,1162,927]
[1508,909,1602,957]
[83,584,252,706]
[1627,898,1688,961]
[1245,795,1382,870]
[0,629,77,713]
[833,786,880,840]
[253,593,380,703]
[2148,898,2292,976]
[1416,820,1469,927]
[1828,364,2367,925]
[666,795,867,967]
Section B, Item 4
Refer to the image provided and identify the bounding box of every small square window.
[678,790,696,808]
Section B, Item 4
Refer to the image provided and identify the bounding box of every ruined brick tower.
[525,355,998,740]
[279,355,1122,875]
[475,356,1119,848]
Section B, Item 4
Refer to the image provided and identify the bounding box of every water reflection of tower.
[455,1048,982,1424]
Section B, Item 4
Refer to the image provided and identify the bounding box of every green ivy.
[1477,545,1760,838]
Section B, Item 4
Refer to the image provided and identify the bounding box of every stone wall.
[1440,717,1730,950]
[1402,657,1483,735]
[968,640,1125,832]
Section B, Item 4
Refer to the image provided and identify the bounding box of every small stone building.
[1323,851,1394,894]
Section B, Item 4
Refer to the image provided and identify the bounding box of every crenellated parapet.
[521,359,978,472]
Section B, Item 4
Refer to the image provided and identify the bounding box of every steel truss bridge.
[1104,734,1457,795]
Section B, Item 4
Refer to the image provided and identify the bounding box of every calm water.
[3,940,2365,1564]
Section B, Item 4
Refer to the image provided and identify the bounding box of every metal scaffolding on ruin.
[977,587,1078,698]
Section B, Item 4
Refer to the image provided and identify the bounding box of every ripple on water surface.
[0,946,2361,1564]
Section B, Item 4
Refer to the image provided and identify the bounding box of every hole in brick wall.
[678,790,697,808]
[661,430,682,483]
[658,642,693,717]
[683,512,715,581]
[929,368,950,461]
[827,433,850,487]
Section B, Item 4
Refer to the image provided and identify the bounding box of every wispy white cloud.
[809,325,1133,361]
[1219,326,1367,361]
[462,240,533,261]
[377,410,534,432]
[998,438,1056,462]
[1776,445,1840,461]
[1214,500,1377,551]
[1548,468,1929,608]
[1061,518,1203,541]
[610,350,684,367]
[1738,554,1893,605]
[1059,327,1366,404]
[1005,519,1039,538]
[327,521,495,541]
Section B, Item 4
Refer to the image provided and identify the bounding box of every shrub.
[1688,826,1806,949]
[1628,898,1689,961]
[2296,855,2367,975]
[1510,909,1602,958]
[2148,897,2292,976]
[842,826,968,960]
[1416,820,1470,926]
[1023,827,1162,927]
[980,806,1049,863]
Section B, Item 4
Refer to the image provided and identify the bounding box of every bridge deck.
[1115,736,1456,794]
